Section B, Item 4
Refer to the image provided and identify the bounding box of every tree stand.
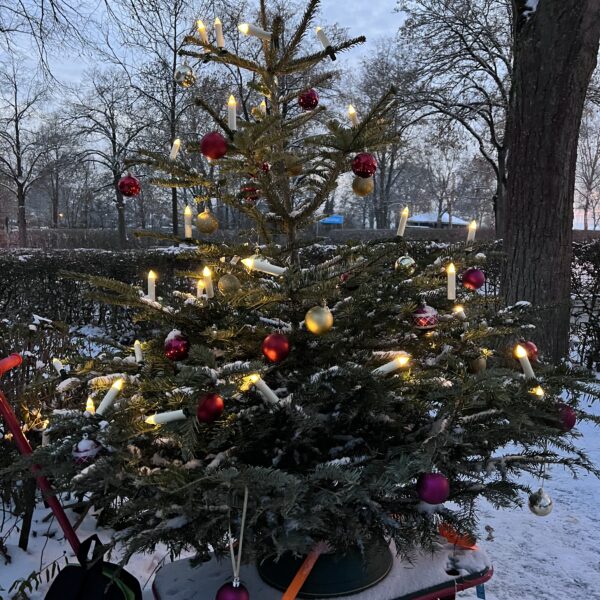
[152,543,492,600]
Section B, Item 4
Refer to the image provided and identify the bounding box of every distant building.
[408,212,469,229]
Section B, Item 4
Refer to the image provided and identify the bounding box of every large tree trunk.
[503,0,600,362]
[17,185,27,247]
[494,147,507,236]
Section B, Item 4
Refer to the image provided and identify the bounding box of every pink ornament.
[298,88,319,111]
[462,268,486,291]
[117,174,141,197]
[197,392,225,423]
[412,303,439,330]
[201,131,228,160]
[559,404,577,431]
[215,582,250,600]
[416,472,450,504]
[164,332,190,361]
[351,153,377,178]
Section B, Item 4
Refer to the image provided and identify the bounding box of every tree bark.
[503,0,600,361]
[17,184,27,246]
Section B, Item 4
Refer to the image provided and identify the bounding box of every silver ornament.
[174,64,196,88]
[395,255,416,274]
[218,274,241,296]
[528,487,553,517]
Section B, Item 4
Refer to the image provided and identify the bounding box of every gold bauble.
[468,356,487,374]
[352,176,374,197]
[394,255,416,274]
[197,209,219,234]
[218,274,241,296]
[305,305,334,335]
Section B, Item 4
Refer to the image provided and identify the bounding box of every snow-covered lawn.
[2,401,599,600]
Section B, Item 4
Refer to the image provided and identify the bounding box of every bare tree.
[398,0,512,232]
[70,69,149,247]
[576,105,600,231]
[503,0,600,360]
[0,57,49,246]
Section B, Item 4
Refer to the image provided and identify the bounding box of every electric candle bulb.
[447,263,456,300]
[259,100,267,116]
[243,373,279,404]
[85,397,95,414]
[196,20,209,45]
[145,410,187,425]
[203,266,214,298]
[96,378,124,416]
[348,104,359,127]
[315,26,331,49]
[52,358,66,378]
[197,279,205,298]
[147,270,157,301]
[184,205,193,239]
[238,22,272,40]
[170,138,181,160]
[227,94,237,131]
[134,340,143,364]
[452,305,467,320]
[372,352,411,375]
[214,17,225,48]
[397,207,409,237]
[467,220,477,244]
[531,385,545,397]
[241,255,286,276]
[515,344,535,379]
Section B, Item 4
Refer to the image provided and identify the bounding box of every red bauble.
[164,331,190,361]
[462,268,486,291]
[261,161,271,173]
[72,434,102,465]
[559,404,577,431]
[261,333,290,362]
[351,153,378,178]
[298,88,319,111]
[241,183,260,203]
[412,303,438,330]
[416,473,450,504]
[215,582,250,600]
[200,131,228,160]
[521,340,539,361]
[196,392,225,423]
[117,173,141,197]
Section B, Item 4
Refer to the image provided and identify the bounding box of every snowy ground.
[2,402,599,600]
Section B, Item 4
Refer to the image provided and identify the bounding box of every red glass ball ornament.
[298,88,319,111]
[559,404,577,431]
[416,473,450,504]
[261,161,271,173]
[261,333,290,362]
[351,153,378,178]
[215,582,250,600]
[412,303,439,330]
[164,332,190,361]
[117,174,141,197]
[197,392,225,423]
[521,340,539,361]
[200,131,228,160]
[462,267,486,291]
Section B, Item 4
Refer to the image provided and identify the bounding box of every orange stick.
[281,542,329,600]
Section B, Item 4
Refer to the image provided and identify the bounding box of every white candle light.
[134,340,143,364]
[52,358,66,377]
[452,305,467,320]
[197,279,205,298]
[348,104,359,127]
[467,220,477,244]
[244,374,280,405]
[397,207,409,237]
[96,378,124,416]
[515,344,535,379]
[259,100,267,116]
[85,397,96,414]
[315,26,331,49]
[147,270,157,301]
[372,352,411,376]
[227,95,237,130]
[241,255,286,276]
[203,266,214,298]
[170,138,181,160]
[145,409,187,425]
[196,20,209,45]
[238,22,272,40]
[447,263,456,300]
[184,205,193,239]
[215,18,225,48]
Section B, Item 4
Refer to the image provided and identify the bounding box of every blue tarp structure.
[319,215,344,225]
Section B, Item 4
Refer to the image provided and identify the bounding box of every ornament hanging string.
[228,486,249,584]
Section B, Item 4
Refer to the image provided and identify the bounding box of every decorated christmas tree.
[14,1,600,597]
